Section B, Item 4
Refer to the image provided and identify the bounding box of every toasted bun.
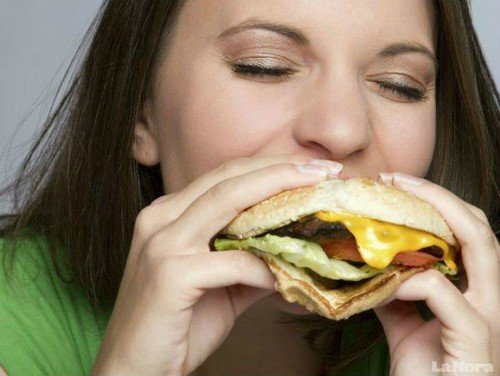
[220,177,457,247]
[260,252,424,320]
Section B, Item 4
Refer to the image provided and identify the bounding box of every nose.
[292,71,372,160]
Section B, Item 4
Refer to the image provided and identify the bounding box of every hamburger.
[213,177,459,320]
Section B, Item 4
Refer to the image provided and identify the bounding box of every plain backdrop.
[1,1,499,212]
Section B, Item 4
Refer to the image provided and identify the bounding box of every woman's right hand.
[91,154,343,376]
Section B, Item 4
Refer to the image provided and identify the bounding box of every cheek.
[154,65,291,187]
[373,100,436,177]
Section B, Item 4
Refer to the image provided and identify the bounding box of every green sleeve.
[0,236,111,376]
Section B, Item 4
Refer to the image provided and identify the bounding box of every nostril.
[299,140,331,155]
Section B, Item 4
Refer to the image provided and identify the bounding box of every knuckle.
[217,158,250,174]
[474,208,488,221]
[477,224,495,244]
[230,251,256,272]
[150,193,176,206]
[134,207,154,239]
[205,181,227,202]
[162,209,182,225]
[142,226,193,260]
[425,269,447,289]
[279,162,302,175]
[145,228,182,255]
[207,180,242,203]
[134,201,180,241]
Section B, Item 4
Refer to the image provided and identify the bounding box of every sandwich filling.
[214,211,457,283]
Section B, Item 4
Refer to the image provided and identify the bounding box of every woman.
[0,0,498,375]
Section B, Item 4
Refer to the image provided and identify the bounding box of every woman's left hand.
[374,172,499,376]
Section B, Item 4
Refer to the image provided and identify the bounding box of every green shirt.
[0,236,111,376]
[0,236,390,375]
[341,322,391,375]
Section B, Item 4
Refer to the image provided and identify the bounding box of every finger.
[382,172,499,298]
[172,251,276,302]
[169,154,342,211]
[171,162,335,245]
[461,202,500,261]
[375,300,443,367]
[373,299,426,350]
[462,202,489,225]
[140,155,342,238]
[393,269,490,358]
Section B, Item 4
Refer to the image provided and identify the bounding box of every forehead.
[176,0,436,50]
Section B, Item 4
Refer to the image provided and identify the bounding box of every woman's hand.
[374,172,499,376]
[91,154,343,376]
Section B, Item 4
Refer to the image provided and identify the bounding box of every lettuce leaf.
[434,262,458,276]
[214,234,388,281]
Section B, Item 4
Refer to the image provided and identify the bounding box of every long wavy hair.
[1,1,499,374]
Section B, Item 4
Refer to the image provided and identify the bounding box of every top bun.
[219,177,457,247]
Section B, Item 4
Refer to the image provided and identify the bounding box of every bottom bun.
[258,252,425,320]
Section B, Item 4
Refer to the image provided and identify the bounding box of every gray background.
[1,1,499,212]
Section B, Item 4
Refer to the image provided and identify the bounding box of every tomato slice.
[392,251,439,266]
[321,240,439,267]
[322,240,362,262]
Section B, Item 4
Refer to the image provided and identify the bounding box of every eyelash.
[375,81,427,101]
[231,63,295,78]
[231,63,427,101]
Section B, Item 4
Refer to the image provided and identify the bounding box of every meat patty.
[269,215,444,258]
[269,215,354,241]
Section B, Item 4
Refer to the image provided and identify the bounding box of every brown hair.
[1,0,499,374]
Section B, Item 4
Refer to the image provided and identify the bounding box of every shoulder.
[0,233,109,375]
[0,233,69,294]
[0,233,74,338]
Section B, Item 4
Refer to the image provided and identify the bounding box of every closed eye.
[375,81,427,102]
[231,63,429,103]
[231,63,296,79]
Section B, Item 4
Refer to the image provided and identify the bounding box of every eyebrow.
[217,19,309,46]
[218,20,436,66]
[378,42,437,67]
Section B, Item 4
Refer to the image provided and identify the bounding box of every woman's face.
[136,0,437,193]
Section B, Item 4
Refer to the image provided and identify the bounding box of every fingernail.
[393,172,426,186]
[296,164,329,176]
[310,159,344,175]
[377,172,393,185]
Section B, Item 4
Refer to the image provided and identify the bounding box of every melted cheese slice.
[315,211,457,271]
